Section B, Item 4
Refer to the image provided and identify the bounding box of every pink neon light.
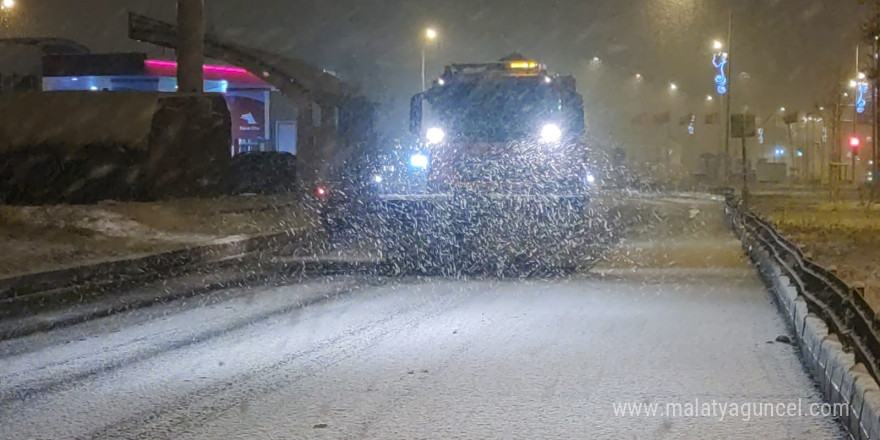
[144,59,249,75]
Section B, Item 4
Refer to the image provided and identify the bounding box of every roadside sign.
[731,114,756,138]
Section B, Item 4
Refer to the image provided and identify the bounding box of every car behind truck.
[367,55,606,273]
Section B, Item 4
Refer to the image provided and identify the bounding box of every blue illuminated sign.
[857,82,869,114]
[713,53,729,95]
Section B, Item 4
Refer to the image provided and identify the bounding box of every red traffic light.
[850,136,861,149]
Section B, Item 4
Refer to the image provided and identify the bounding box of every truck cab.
[404,57,592,197]
[374,56,604,274]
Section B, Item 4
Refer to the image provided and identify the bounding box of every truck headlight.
[426,127,446,145]
[410,153,429,169]
[540,123,562,143]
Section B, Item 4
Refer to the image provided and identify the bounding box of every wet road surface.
[0,196,846,439]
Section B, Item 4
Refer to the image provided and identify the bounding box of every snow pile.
[0,195,307,277]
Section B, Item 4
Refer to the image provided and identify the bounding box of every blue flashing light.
[220,80,229,94]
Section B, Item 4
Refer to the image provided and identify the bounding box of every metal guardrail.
[726,195,880,384]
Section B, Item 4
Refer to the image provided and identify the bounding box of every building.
[0,38,298,156]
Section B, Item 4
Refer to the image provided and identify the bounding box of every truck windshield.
[426,80,559,142]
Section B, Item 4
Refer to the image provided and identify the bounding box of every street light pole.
[421,28,437,92]
[874,34,879,198]
[724,10,733,186]
[421,46,426,92]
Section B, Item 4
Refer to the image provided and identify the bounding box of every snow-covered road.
[0,197,846,439]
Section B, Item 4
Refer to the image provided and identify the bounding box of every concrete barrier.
[0,91,231,204]
[740,222,880,439]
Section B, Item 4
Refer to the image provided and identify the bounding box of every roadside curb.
[741,222,880,439]
[0,228,306,301]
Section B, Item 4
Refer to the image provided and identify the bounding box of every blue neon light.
[713,53,728,95]
[857,83,868,114]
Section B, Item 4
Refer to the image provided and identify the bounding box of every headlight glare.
[426,127,446,145]
[410,153,429,169]
[540,123,562,143]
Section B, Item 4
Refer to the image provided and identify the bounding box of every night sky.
[3,0,869,141]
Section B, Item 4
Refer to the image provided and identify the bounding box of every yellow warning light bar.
[509,61,538,69]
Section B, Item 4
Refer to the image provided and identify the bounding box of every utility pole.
[854,44,861,182]
[874,33,879,198]
[177,0,204,93]
[724,10,733,186]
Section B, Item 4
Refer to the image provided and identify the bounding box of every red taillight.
[315,186,328,199]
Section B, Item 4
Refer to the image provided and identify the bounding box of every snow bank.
[0,195,308,277]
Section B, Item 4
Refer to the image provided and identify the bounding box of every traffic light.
[850,136,861,150]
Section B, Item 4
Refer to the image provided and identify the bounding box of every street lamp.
[0,0,14,10]
[707,95,714,102]
[421,27,438,91]
[713,40,724,51]
[669,82,678,91]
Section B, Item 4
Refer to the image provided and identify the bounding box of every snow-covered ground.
[750,190,880,311]
[0,195,307,277]
[0,197,846,439]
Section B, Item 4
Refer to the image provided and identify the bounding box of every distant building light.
[89,86,98,91]
[144,59,249,75]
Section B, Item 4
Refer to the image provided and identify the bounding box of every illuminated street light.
[669,82,678,91]
[713,40,724,51]
[779,107,786,113]
[0,0,14,10]
[858,72,867,80]
[425,28,437,41]
[635,73,642,80]
[706,95,713,102]
[850,79,859,88]
[592,56,601,63]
